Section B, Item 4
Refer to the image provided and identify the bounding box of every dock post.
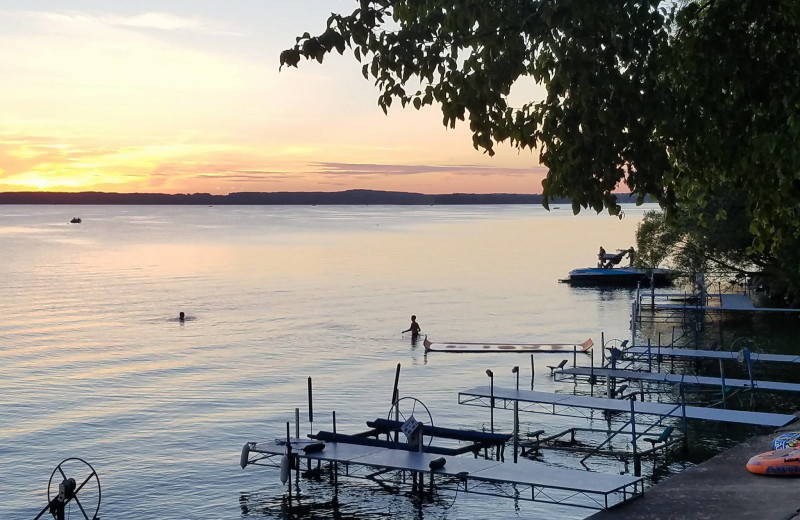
[651,275,655,307]
[392,363,401,442]
[657,332,662,369]
[512,366,519,463]
[590,350,595,395]
[609,349,617,398]
[486,369,495,433]
[601,331,605,365]
[295,408,300,439]
[719,360,727,408]
[743,348,754,387]
[670,332,676,373]
[680,382,689,453]
[573,344,577,368]
[332,411,337,435]
[647,338,652,372]
[308,377,314,436]
[285,422,293,500]
[530,355,535,389]
[630,398,640,477]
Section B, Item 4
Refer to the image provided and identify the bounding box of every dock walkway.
[459,386,797,427]
[243,439,642,509]
[555,366,800,393]
[651,292,800,313]
[624,346,800,364]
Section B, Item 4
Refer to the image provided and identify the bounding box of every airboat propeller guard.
[34,457,101,520]
[387,396,434,451]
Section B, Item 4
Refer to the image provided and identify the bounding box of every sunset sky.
[0,1,548,195]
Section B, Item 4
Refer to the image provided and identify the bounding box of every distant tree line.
[0,190,580,205]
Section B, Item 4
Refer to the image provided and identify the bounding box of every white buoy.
[280,454,290,484]
[239,443,251,469]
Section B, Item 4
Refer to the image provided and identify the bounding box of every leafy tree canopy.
[281,0,800,291]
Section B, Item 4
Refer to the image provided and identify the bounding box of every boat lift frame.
[240,370,643,512]
[553,366,800,394]
[242,439,643,510]
[459,386,796,429]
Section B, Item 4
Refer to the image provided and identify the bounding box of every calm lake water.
[1,204,796,520]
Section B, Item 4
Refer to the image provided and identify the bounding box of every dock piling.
[719,360,727,408]
[530,355,535,388]
[630,398,640,477]
[392,363,401,442]
[308,377,314,436]
[601,331,605,365]
[512,366,519,463]
[680,383,689,452]
[486,369,494,433]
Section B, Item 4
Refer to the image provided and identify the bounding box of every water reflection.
[9,204,789,520]
[238,478,455,520]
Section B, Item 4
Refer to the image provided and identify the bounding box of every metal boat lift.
[458,386,796,428]
[241,438,643,510]
[631,285,800,337]
[459,385,796,476]
[239,369,643,511]
[553,366,800,394]
[623,345,800,364]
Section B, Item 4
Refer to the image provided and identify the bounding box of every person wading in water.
[402,315,421,339]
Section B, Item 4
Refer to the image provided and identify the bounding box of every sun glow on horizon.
[0,3,549,195]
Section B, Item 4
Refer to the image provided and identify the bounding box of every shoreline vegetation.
[0,190,645,206]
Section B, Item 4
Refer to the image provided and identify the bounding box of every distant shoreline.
[0,190,641,205]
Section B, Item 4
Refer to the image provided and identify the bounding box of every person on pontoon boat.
[598,246,623,268]
[598,246,633,268]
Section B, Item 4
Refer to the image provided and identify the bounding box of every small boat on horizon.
[69,217,82,224]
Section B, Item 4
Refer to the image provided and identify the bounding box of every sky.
[0,1,548,195]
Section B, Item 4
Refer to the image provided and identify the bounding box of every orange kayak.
[746,448,800,476]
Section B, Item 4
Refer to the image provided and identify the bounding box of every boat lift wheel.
[34,458,101,520]
[388,397,434,451]
[603,338,628,365]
